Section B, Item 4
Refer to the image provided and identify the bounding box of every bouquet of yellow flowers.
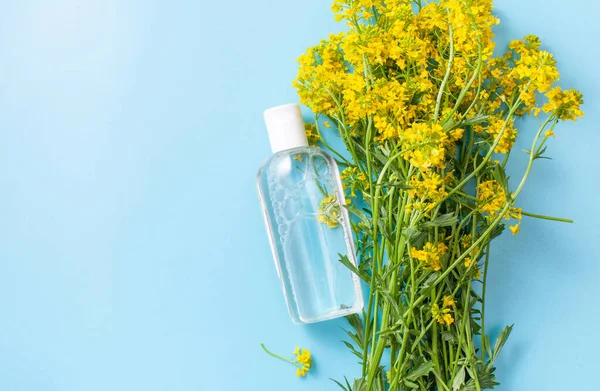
[292,0,583,390]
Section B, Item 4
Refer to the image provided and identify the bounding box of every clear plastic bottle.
[257,104,363,324]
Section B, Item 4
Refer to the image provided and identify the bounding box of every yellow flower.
[406,170,448,212]
[485,116,517,154]
[431,302,454,326]
[297,349,311,364]
[340,166,370,198]
[432,294,457,326]
[294,348,312,377]
[460,234,472,249]
[443,295,456,308]
[304,123,321,146]
[509,224,520,235]
[464,257,475,268]
[411,241,447,271]
[505,207,522,235]
[262,344,312,378]
[476,180,506,217]
[318,195,341,228]
[400,123,450,168]
[542,86,584,121]
[442,313,454,326]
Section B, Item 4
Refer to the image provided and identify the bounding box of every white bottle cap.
[263,103,308,153]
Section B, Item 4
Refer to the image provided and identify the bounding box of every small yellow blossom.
[506,207,523,235]
[431,303,454,326]
[542,87,584,121]
[460,234,472,249]
[432,294,458,326]
[443,295,456,308]
[407,170,448,212]
[262,345,312,378]
[411,241,448,271]
[464,257,475,268]
[485,116,517,154]
[304,123,321,146]
[318,195,341,228]
[509,224,520,235]
[295,348,312,377]
[477,180,506,217]
[340,166,370,198]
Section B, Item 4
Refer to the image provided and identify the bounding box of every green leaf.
[330,378,349,391]
[406,361,434,381]
[404,379,420,389]
[489,223,505,240]
[374,286,401,318]
[490,325,513,366]
[342,340,363,359]
[345,313,365,337]
[484,334,493,360]
[441,331,456,343]
[459,114,490,127]
[458,367,499,390]
[421,212,458,229]
[534,146,552,160]
[402,226,421,241]
[345,204,371,226]
[352,377,368,391]
[491,164,509,191]
[339,254,369,282]
[452,367,466,391]
[422,272,441,289]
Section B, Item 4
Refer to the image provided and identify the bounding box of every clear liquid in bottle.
[257,104,363,324]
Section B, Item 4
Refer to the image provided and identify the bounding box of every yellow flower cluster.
[304,123,321,146]
[318,195,341,228]
[293,347,312,377]
[459,235,480,269]
[261,344,312,378]
[411,242,448,271]
[295,0,583,162]
[400,123,464,168]
[406,170,448,213]
[476,180,506,217]
[476,181,523,233]
[507,207,523,235]
[432,295,456,326]
[509,35,559,94]
[483,117,517,154]
[340,166,369,198]
[542,87,585,122]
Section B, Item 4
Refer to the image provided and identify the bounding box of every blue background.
[0,1,597,390]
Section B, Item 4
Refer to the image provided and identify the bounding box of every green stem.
[438,97,524,208]
[261,344,297,366]
[434,8,454,123]
[513,117,555,197]
[431,292,444,389]
[521,210,573,223]
[480,243,491,362]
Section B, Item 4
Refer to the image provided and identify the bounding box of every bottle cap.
[263,104,308,153]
